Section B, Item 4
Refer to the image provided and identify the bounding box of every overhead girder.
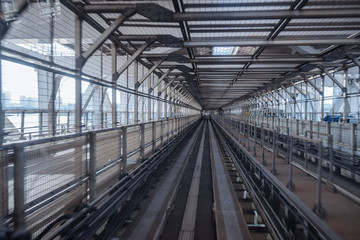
[81,5,360,20]
[183,39,360,48]
[192,68,298,73]
[118,35,183,48]
[189,57,323,64]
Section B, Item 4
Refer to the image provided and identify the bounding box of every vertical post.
[293,86,296,120]
[49,16,55,137]
[134,61,138,124]
[160,119,164,147]
[111,44,117,128]
[343,69,348,122]
[39,112,43,136]
[329,135,334,182]
[261,123,266,165]
[286,127,290,164]
[121,126,127,175]
[253,122,257,156]
[75,16,83,133]
[20,112,25,139]
[247,120,250,150]
[152,121,156,154]
[0,150,8,217]
[14,145,25,231]
[305,82,308,120]
[67,112,70,133]
[85,112,88,130]
[351,123,357,167]
[148,75,152,121]
[321,75,325,121]
[287,136,295,191]
[296,119,299,135]
[271,127,277,175]
[140,123,145,159]
[314,141,325,217]
[89,132,96,202]
[0,40,3,145]
[157,96,161,121]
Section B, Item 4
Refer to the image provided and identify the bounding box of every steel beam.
[75,16,83,133]
[134,61,139,123]
[184,39,360,47]
[159,77,180,96]
[111,44,117,127]
[114,40,155,82]
[322,68,345,91]
[304,76,323,95]
[136,58,166,89]
[82,13,135,62]
[190,57,323,63]
[173,9,360,21]
[149,69,173,93]
[193,68,297,72]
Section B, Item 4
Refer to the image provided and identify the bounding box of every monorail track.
[43,118,342,239]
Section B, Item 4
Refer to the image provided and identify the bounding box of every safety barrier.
[0,115,200,238]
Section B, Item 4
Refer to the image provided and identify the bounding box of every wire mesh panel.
[23,136,87,206]
[127,125,140,162]
[156,121,162,148]
[0,149,11,218]
[163,120,169,144]
[26,184,86,238]
[95,129,121,170]
[144,123,153,156]
[96,166,120,197]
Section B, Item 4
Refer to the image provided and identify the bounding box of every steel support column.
[0,41,3,145]
[75,16,83,133]
[14,146,25,231]
[134,61,139,123]
[121,126,127,175]
[89,132,96,202]
[112,44,117,128]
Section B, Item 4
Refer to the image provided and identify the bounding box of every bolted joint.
[342,87,347,94]
[112,72,120,82]
[148,87,153,93]
[136,3,173,22]
[0,19,9,39]
[158,91,163,96]
[157,35,183,48]
[76,56,86,69]
[146,37,157,45]
[121,7,136,17]
[135,82,141,89]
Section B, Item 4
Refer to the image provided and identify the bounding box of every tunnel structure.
[1,0,360,239]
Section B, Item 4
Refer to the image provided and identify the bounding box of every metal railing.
[0,114,200,238]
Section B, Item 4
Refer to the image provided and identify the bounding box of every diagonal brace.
[136,57,167,89]
[82,11,135,62]
[159,76,180,96]
[322,68,345,92]
[149,68,173,93]
[302,75,323,95]
[114,39,156,82]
